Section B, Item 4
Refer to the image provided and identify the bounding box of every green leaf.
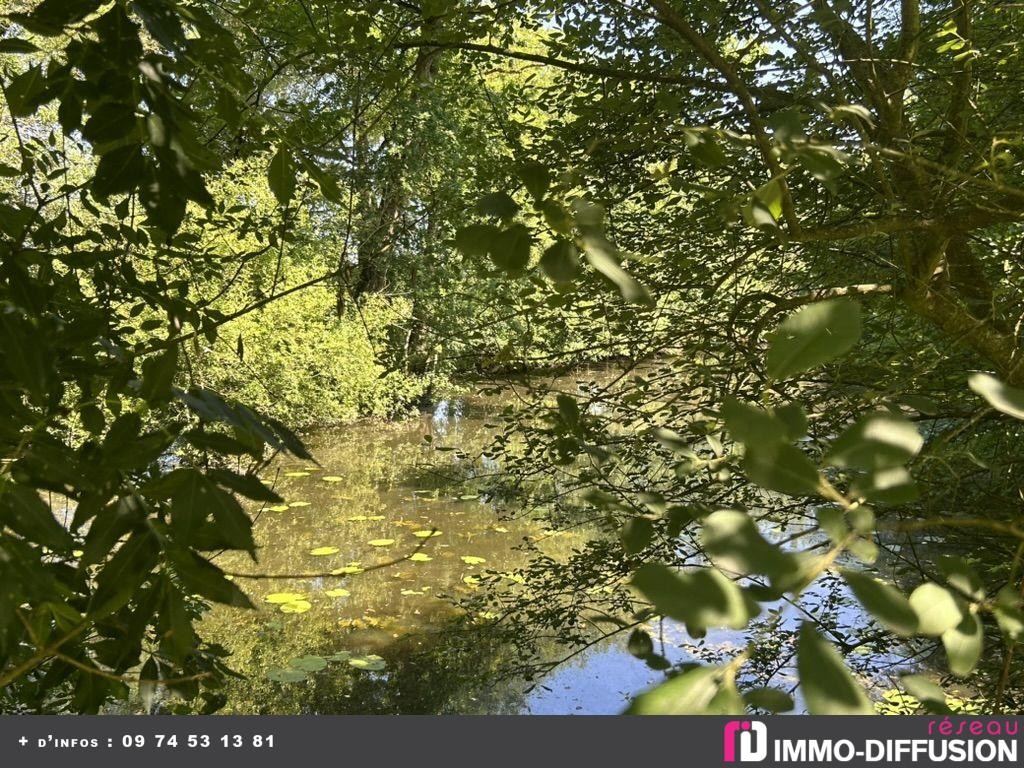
[454,223,499,257]
[267,147,296,206]
[936,555,984,601]
[842,570,918,636]
[900,674,952,714]
[579,231,653,306]
[289,655,327,672]
[942,612,983,676]
[476,192,520,220]
[742,442,819,495]
[909,583,963,636]
[849,467,919,505]
[11,0,104,35]
[1,66,49,116]
[0,482,74,552]
[701,509,797,585]
[765,298,862,380]
[720,397,788,445]
[796,622,873,714]
[620,518,654,554]
[138,345,178,403]
[625,665,730,715]
[267,667,307,683]
[169,469,254,552]
[626,628,655,658]
[743,687,794,713]
[82,103,138,145]
[540,240,581,283]
[0,39,40,54]
[826,412,923,470]
[969,373,1024,420]
[167,548,253,608]
[518,161,551,200]
[631,563,758,631]
[489,224,532,275]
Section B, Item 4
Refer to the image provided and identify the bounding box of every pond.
[197,378,918,715]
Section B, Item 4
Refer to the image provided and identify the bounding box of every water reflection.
[197,384,907,715]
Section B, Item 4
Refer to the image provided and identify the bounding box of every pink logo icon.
[724,721,768,762]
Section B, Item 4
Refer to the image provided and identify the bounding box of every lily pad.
[322,475,344,482]
[265,592,306,604]
[409,553,433,562]
[324,588,351,598]
[348,654,386,671]
[368,539,395,547]
[267,504,290,512]
[325,651,352,662]
[461,556,486,565]
[310,546,340,556]
[401,588,427,596]
[463,576,480,587]
[413,530,442,538]
[267,667,307,683]
[492,526,510,533]
[284,471,310,478]
[288,501,311,508]
[279,600,312,614]
[289,655,327,672]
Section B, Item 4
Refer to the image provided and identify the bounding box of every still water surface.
[203,383,908,714]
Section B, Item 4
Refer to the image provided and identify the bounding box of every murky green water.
[200,383,909,715]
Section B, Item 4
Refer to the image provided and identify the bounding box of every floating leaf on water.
[288,501,311,508]
[348,654,386,671]
[325,651,351,661]
[309,546,340,556]
[409,553,432,562]
[463,575,480,587]
[279,600,312,614]
[265,592,306,604]
[322,475,344,482]
[459,494,479,500]
[461,556,487,565]
[332,565,364,575]
[288,655,328,672]
[492,526,509,533]
[284,471,310,478]
[401,588,426,596]
[267,504,290,512]
[324,588,350,598]
[368,539,395,547]
[266,667,307,683]
[413,530,442,538]
[366,515,385,521]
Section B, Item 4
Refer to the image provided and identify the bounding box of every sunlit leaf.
[309,546,340,556]
[348,654,386,671]
[909,583,963,636]
[969,373,1024,420]
[265,592,306,604]
[842,570,918,636]
[766,299,862,380]
[942,612,983,676]
[279,600,312,614]
[797,622,873,714]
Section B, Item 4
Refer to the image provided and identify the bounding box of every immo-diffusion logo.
[724,720,768,763]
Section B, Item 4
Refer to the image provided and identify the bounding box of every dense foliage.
[1,0,1023,714]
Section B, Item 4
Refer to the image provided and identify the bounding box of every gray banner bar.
[0,715,1021,767]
